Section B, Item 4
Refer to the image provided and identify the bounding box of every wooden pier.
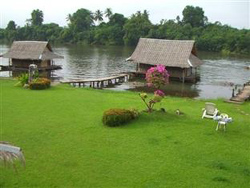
[227,81,250,104]
[60,74,130,88]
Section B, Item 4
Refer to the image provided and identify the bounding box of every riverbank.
[1,44,250,99]
[1,79,250,187]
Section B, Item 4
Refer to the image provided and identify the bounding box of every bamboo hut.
[126,38,202,82]
[1,41,63,77]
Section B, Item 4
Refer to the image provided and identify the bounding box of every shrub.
[29,78,51,90]
[146,64,170,88]
[15,73,29,87]
[102,108,138,127]
[140,64,170,112]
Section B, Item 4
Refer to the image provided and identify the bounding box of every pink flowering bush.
[146,64,170,89]
[139,64,170,112]
[154,90,165,97]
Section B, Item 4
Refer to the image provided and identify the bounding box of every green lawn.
[1,79,250,188]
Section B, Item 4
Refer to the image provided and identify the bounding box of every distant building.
[126,38,202,82]
[1,41,63,77]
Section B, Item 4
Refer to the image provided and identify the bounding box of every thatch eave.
[1,41,64,60]
[127,38,202,69]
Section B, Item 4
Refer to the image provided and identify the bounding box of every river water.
[1,44,250,99]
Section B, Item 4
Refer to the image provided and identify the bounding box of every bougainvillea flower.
[154,90,165,97]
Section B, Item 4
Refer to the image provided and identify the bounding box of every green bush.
[15,73,29,87]
[102,108,139,127]
[29,78,51,90]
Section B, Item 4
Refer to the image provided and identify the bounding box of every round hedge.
[29,78,51,90]
[102,108,138,127]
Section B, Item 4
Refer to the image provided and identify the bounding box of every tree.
[69,8,94,33]
[6,20,16,30]
[60,28,74,43]
[30,9,44,26]
[108,13,127,26]
[5,20,17,42]
[94,10,104,25]
[92,13,126,45]
[176,16,181,25]
[143,10,149,19]
[66,14,73,23]
[108,13,127,45]
[139,64,169,112]
[123,10,152,45]
[105,8,113,20]
[182,6,207,27]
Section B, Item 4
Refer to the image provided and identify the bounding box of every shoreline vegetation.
[1,79,250,187]
[0,5,249,55]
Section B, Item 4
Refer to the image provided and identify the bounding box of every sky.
[0,0,249,29]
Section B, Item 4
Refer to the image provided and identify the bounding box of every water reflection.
[109,78,200,98]
[55,45,136,79]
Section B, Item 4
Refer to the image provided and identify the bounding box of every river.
[1,44,250,99]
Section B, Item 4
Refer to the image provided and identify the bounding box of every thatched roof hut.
[127,38,202,82]
[2,41,63,60]
[0,41,63,77]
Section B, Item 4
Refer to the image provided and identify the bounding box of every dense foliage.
[29,78,51,90]
[145,64,170,89]
[102,108,138,127]
[0,6,249,54]
[15,73,29,87]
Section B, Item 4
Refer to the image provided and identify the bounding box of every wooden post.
[182,69,185,83]
[9,58,12,77]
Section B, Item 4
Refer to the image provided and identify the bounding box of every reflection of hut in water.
[126,38,202,83]
[0,41,63,77]
[128,79,200,98]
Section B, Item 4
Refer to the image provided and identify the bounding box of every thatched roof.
[127,38,202,68]
[1,41,63,60]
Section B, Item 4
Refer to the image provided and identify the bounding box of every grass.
[1,79,250,188]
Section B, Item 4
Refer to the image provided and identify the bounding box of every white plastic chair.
[202,102,219,119]
[215,113,233,131]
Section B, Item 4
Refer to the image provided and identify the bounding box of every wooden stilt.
[182,69,185,83]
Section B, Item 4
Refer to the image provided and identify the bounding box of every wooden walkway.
[227,81,250,104]
[60,74,130,88]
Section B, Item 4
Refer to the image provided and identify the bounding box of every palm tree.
[66,14,73,24]
[94,10,103,25]
[136,11,142,17]
[105,8,113,20]
[143,10,149,19]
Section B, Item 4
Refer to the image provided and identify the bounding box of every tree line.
[0,6,249,55]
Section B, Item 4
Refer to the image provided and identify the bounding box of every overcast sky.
[0,0,249,29]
